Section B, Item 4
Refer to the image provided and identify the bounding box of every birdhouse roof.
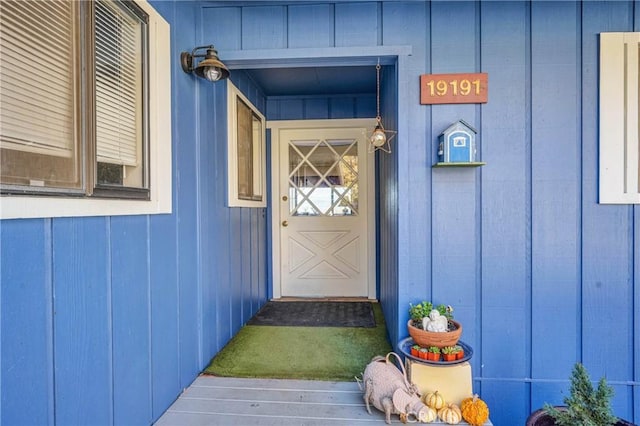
[440,120,477,135]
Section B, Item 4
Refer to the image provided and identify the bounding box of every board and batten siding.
[1,1,639,426]
[197,1,639,425]
[266,94,376,121]
[0,2,268,425]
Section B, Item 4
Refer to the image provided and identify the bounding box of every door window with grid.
[288,138,359,217]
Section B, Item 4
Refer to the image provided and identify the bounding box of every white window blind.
[599,32,640,204]
[95,0,143,167]
[0,1,77,157]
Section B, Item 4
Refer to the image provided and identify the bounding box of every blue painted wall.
[1,1,639,425]
[198,1,639,424]
[267,94,376,121]
[0,2,267,425]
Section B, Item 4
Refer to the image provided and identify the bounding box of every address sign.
[420,73,488,104]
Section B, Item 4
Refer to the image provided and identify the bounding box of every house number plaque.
[420,73,488,104]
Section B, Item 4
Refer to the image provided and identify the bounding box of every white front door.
[270,119,376,299]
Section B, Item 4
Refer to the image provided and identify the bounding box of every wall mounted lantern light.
[369,62,396,153]
[180,45,229,82]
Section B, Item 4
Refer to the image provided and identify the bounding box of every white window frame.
[0,0,172,219]
[227,79,266,208]
[599,32,640,204]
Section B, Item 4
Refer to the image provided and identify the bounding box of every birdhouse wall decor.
[435,120,484,167]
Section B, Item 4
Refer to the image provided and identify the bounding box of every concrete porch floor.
[154,375,492,425]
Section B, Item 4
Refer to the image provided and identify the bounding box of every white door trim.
[268,118,377,299]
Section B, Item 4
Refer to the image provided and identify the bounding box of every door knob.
[282,220,288,227]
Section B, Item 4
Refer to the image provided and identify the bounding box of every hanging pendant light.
[369,62,396,153]
[370,123,387,147]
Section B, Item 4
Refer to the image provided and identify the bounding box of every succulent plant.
[409,301,454,322]
[442,346,456,355]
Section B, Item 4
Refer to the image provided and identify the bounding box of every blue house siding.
[0,2,268,425]
[1,220,55,425]
[198,1,639,424]
[378,62,400,348]
[478,1,530,416]
[267,95,376,121]
[530,0,581,412]
[579,2,639,418]
[1,1,639,426]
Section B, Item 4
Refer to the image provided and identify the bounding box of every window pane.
[236,97,254,200]
[251,113,263,200]
[95,0,147,189]
[288,138,358,216]
[0,1,82,190]
[227,80,266,207]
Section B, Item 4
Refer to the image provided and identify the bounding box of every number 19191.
[420,73,488,104]
[425,79,481,97]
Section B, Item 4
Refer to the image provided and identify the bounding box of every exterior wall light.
[180,45,229,82]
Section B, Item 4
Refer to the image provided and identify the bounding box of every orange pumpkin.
[461,394,490,426]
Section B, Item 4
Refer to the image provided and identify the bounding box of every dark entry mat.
[247,301,376,328]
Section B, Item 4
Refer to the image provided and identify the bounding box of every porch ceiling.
[244,65,376,96]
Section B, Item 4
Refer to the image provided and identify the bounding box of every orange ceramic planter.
[407,319,462,348]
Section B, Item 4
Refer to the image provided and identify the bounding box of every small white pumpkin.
[424,390,446,410]
[418,405,438,423]
[438,403,462,424]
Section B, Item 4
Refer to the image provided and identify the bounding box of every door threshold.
[272,297,378,303]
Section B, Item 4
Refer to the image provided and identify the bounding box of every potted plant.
[409,301,453,324]
[419,347,429,360]
[427,346,441,362]
[441,346,457,362]
[453,344,464,360]
[526,363,634,426]
[411,344,420,357]
[409,301,434,323]
[407,301,462,348]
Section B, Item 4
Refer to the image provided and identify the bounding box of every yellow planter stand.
[400,338,493,425]
[406,359,473,407]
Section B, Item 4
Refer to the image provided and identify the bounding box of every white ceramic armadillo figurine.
[361,352,431,424]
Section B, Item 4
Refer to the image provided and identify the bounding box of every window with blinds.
[0,0,151,198]
[0,1,82,190]
[95,0,147,190]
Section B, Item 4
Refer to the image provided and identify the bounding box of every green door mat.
[205,303,392,381]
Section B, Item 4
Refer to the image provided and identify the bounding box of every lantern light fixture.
[180,45,229,82]
[369,61,396,153]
